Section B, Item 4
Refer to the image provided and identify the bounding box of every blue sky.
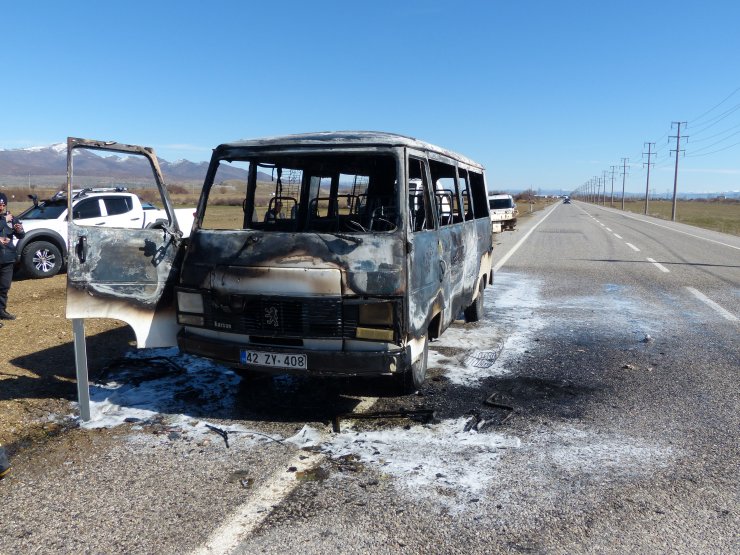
[2,1,739,194]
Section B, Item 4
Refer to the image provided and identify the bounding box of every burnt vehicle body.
[65,138,188,349]
[65,132,493,391]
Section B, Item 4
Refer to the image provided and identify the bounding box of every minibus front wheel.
[398,335,428,394]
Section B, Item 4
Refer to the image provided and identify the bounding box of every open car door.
[65,138,185,349]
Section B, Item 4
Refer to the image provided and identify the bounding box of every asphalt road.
[1,201,738,554]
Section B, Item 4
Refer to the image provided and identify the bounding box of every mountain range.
[3,144,737,199]
[0,143,248,185]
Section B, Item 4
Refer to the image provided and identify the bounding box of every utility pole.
[620,158,629,210]
[609,165,617,207]
[669,121,687,222]
[588,178,593,203]
[594,178,598,204]
[602,170,608,206]
[643,142,655,215]
[594,177,598,204]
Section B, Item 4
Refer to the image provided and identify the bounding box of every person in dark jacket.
[0,192,25,325]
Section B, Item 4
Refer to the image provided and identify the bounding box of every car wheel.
[21,241,63,278]
[464,283,485,323]
[397,335,428,394]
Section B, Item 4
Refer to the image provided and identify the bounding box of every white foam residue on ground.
[428,324,506,386]
[286,419,675,510]
[432,272,547,386]
[65,271,678,512]
[531,426,674,477]
[287,419,521,505]
[79,347,241,432]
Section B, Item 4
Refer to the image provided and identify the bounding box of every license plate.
[240,349,308,370]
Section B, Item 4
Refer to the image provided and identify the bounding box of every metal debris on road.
[464,412,481,432]
[332,409,436,433]
[206,424,230,448]
[483,393,515,412]
[98,356,187,385]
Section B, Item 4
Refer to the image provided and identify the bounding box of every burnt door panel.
[408,230,443,336]
[65,138,183,347]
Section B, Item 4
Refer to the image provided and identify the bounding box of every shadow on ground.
[3,327,135,403]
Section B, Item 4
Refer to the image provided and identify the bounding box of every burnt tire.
[21,241,63,279]
[464,284,484,323]
[397,335,428,394]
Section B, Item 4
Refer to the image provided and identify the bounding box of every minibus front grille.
[206,295,356,339]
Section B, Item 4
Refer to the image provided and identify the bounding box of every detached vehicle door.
[65,138,185,347]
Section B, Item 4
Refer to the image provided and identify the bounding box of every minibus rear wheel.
[464,284,485,322]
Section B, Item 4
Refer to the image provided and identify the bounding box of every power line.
[687,102,740,136]
[689,86,740,124]
[689,120,740,143]
[686,139,740,158]
[687,127,740,155]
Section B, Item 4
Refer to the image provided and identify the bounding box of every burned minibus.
[65,132,493,392]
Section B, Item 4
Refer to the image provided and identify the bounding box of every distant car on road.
[563,197,571,204]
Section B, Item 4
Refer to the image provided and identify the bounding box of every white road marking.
[613,233,623,239]
[605,227,612,232]
[192,394,378,554]
[686,287,738,322]
[192,449,326,555]
[647,257,670,273]
[600,207,740,251]
[494,204,559,272]
[625,242,641,252]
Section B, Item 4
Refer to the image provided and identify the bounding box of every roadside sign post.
[72,318,91,421]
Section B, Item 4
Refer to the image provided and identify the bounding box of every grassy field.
[4,186,562,227]
[598,199,740,236]
[8,185,734,236]
[515,197,560,219]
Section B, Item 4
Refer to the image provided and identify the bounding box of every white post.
[72,319,91,421]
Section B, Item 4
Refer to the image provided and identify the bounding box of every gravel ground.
[0,274,131,457]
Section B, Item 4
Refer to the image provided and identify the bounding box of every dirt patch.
[0,273,134,458]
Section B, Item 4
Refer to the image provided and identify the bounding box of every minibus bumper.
[177,330,408,376]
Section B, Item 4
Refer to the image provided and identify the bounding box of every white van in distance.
[488,193,518,232]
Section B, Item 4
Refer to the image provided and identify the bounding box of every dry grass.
[612,199,739,236]
[0,275,131,456]
[516,197,560,219]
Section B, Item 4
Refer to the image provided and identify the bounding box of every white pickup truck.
[13,188,195,278]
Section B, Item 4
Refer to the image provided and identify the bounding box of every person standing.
[264,200,283,223]
[0,192,25,325]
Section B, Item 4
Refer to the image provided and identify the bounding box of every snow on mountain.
[0,143,240,183]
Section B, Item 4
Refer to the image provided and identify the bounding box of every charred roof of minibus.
[213,131,484,170]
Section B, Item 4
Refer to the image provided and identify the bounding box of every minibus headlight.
[359,302,394,326]
[177,290,204,314]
